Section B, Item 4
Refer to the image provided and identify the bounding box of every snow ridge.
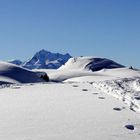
[60,56,124,71]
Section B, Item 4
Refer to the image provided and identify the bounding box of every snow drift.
[0,61,46,84]
[59,56,124,71]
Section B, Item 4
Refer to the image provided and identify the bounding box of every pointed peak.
[65,53,71,57]
[22,49,72,69]
[38,49,50,54]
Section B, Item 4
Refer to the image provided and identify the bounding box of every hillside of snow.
[59,56,124,71]
[0,61,45,84]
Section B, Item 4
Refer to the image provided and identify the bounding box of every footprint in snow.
[82,89,88,91]
[98,97,105,99]
[122,107,126,109]
[92,93,99,95]
[73,85,79,87]
[125,124,135,130]
[134,97,140,100]
[11,86,21,89]
[113,107,122,111]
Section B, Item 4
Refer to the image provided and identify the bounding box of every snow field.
[0,83,140,140]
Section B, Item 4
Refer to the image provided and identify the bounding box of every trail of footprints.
[9,83,138,132]
[72,83,138,132]
[1,82,138,133]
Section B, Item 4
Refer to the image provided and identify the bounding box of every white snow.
[62,68,140,112]
[0,83,140,140]
[0,61,45,84]
[59,56,124,71]
[35,67,140,113]
[92,78,140,112]
[21,49,71,69]
[0,57,140,139]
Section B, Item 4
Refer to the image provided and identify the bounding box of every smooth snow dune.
[98,67,140,78]
[34,69,106,82]
[0,61,45,84]
[59,56,124,71]
[48,70,103,82]
[65,68,140,82]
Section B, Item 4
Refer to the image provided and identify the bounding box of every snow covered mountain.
[9,49,72,69]
[8,50,125,71]
[22,49,71,69]
[8,60,23,66]
[59,56,124,71]
[0,61,46,84]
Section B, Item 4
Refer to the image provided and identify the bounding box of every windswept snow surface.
[0,61,45,84]
[0,83,140,140]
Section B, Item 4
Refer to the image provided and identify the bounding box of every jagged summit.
[15,49,72,69]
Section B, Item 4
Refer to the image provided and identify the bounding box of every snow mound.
[59,56,124,71]
[0,61,45,84]
[22,49,71,69]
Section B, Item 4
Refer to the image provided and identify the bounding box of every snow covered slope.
[60,56,124,71]
[0,61,45,84]
[21,49,71,69]
[8,60,23,66]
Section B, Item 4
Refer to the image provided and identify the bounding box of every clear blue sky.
[0,0,140,67]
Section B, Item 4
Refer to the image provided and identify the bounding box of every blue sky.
[0,0,140,67]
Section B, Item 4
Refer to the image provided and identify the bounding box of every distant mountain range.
[8,49,72,69]
[8,49,125,71]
